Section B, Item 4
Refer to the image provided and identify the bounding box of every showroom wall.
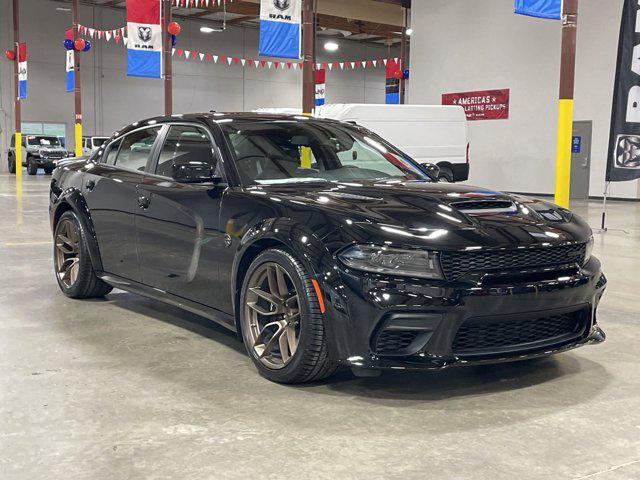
[410,0,640,199]
[0,0,397,172]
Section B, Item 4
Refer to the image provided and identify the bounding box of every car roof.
[111,112,345,139]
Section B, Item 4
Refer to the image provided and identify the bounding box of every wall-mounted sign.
[572,136,582,153]
[442,89,510,121]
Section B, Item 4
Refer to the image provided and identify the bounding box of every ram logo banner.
[315,68,326,106]
[514,0,562,20]
[65,50,75,93]
[17,43,27,99]
[259,0,301,59]
[126,0,162,78]
[607,0,640,181]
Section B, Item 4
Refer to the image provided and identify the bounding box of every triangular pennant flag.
[274,61,280,69]
[89,28,95,38]
[199,53,205,61]
[213,55,219,63]
[241,59,246,66]
[372,60,377,67]
[219,55,226,63]
[340,62,344,70]
[191,50,198,59]
[105,31,112,41]
[383,58,388,66]
[121,27,126,36]
[184,50,191,58]
[254,60,260,68]
[176,48,183,57]
[227,57,233,65]
[233,57,239,65]
[327,63,333,71]
[205,52,212,61]
[172,48,176,56]
[267,61,273,69]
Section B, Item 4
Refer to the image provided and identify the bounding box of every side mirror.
[172,162,221,184]
[421,162,440,180]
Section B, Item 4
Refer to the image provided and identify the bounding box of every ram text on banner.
[126,0,162,78]
[606,0,640,181]
[514,0,562,20]
[259,0,301,59]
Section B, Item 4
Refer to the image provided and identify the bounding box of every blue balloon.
[83,40,91,52]
[171,34,177,47]
[64,39,74,50]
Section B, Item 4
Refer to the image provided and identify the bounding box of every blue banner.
[259,0,301,59]
[514,0,562,20]
[18,62,27,100]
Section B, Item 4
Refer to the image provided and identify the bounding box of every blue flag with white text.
[259,0,301,59]
[515,0,562,20]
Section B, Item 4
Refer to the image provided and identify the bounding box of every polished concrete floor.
[1,173,639,480]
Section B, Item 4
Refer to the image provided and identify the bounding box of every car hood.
[249,180,592,250]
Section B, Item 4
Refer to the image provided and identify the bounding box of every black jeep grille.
[452,310,587,356]
[440,243,586,280]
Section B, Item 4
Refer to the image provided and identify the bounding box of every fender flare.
[230,217,340,328]
[52,188,104,272]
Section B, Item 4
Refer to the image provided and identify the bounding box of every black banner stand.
[596,181,630,234]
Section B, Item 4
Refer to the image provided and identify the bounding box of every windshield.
[27,136,61,147]
[220,119,429,185]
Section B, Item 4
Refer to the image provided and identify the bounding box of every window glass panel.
[222,121,427,185]
[104,139,122,165]
[155,125,217,179]
[114,127,160,172]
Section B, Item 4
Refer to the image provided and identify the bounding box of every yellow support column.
[554,99,573,208]
[75,123,83,158]
[14,132,22,183]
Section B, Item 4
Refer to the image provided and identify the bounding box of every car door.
[83,126,162,282]
[135,123,229,309]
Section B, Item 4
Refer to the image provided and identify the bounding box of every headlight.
[584,235,594,265]
[338,245,443,279]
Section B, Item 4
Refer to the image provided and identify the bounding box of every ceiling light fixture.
[405,28,413,36]
[324,41,339,52]
[200,26,218,33]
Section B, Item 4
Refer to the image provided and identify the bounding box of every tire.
[8,156,16,174]
[26,157,38,175]
[438,169,454,183]
[239,248,337,384]
[53,211,113,299]
[44,166,54,175]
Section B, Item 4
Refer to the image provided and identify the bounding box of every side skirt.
[98,273,237,333]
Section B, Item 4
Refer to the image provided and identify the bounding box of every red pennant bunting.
[233,57,239,65]
[205,52,212,60]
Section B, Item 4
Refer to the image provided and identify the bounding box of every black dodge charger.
[49,113,606,383]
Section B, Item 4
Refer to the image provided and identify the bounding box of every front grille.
[452,310,587,356]
[440,243,586,280]
[374,330,419,355]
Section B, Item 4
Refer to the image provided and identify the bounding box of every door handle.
[138,195,151,209]
[86,180,95,191]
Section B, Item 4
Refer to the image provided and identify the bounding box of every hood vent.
[451,200,517,215]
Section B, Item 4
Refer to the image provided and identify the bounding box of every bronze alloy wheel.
[242,262,301,369]
[54,217,81,289]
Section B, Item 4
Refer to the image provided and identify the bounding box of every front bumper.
[324,257,606,371]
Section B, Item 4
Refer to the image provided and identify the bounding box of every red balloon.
[4,49,15,60]
[74,38,86,52]
[167,21,181,35]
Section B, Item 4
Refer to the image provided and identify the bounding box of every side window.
[114,127,161,172]
[103,139,122,165]
[155,125,219,179]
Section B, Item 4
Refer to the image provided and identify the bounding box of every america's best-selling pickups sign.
[442,89,510,121]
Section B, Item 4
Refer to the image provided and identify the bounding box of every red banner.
[442,89,510,121]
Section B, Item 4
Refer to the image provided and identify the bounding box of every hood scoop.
[450,199,517,215]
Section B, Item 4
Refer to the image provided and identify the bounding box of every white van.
[315,104,470,182]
